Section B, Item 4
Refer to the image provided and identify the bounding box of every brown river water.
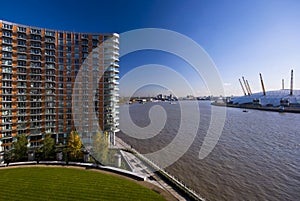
[117,101,300,201]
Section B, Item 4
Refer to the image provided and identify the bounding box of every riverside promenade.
[115,136,203,201]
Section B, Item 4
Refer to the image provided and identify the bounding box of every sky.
[1,0,300,96]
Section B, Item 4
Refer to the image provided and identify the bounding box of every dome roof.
[231,89,300,106]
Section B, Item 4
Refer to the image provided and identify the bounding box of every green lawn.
[0,167,166,201]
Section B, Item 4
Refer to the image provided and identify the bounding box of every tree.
[3,150,12,165]
[40,133,55,160]
[12,134,28,162]
[67,131,83,161]
[92,131,109,165]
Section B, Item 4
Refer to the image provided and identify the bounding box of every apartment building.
[0,20,119,151]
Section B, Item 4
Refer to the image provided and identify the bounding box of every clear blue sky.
[2,0,300,96]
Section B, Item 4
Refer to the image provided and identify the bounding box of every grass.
[0,167,166,201]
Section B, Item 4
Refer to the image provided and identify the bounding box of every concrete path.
[115,137,187,201]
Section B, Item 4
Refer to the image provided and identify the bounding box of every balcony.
[2,23,13,30]
[2,60,12,66]
[45,38,56,43]
[30,36,42,42]
[2,38,12,45]
[106,67,119,73]
[45,64,56,69]
[2,46,13,52]
[104,56,119,62]
[45,45,56,50]
[17,71,27,75]
[17,124,27,130]
[30,51,41,56]
[17,26,27,33]
[30,63,42,68]
[30,44,42,49]
[30,29,41,35]
[17,41,27,47]
[30,130,42,135]
[45,31,55,37]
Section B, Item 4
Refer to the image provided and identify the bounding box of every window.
[93,40,98,46]
[30,28,41,34]
[17,33,27,39]
[3,38,12,44]
[2,60,12,66]
[2,31,12,37]
[82,40,88,45]
[17,40,26,46]
[45,56,55,62]
[45,30,55,37]
[2,52,12,58]
[31,35,42,40]
[31,48,41,54]
[46,44,55,49]
[31,55,41,61]
[18,61,26,66]
[30,42,41,48]
[2,45,12,51]
[17,54,27,60]
[66,46,71,51]
[2,23,12,30]
[17,47,26,52]
[45,50,55,56]
[30,62,41,67]
[17,26,27,32]
[2,81,12,86]
[45,38,55,43]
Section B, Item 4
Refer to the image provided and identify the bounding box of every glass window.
[2,45,12,51]
[2,23,13,30]
[2,31,12,37]
[3,38,12,44]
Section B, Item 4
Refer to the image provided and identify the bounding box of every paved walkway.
[115,137,187,201]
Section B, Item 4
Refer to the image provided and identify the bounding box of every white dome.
[231,89,300,106]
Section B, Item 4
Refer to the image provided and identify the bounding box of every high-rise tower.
[0,20,119,151]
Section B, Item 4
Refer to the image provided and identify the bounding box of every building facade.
[0,20,119,151]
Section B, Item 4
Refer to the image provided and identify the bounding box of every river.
[117,101,300,201]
